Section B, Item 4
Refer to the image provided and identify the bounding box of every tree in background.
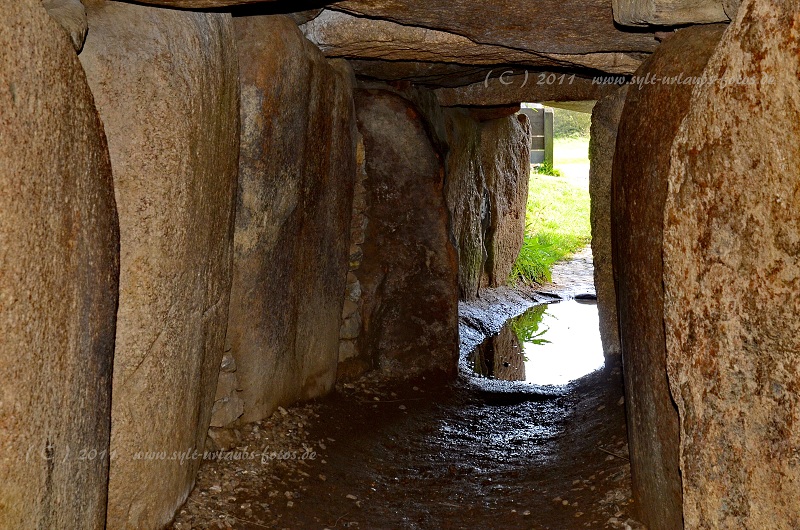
[553,108,591,138]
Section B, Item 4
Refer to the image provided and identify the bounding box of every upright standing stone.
[443,108,486,300]
[481,114,531,287]
[0,1,118,528]
[79,2,239,527]
[590,85,627,359]
[356,89,460,378]
[228,16,357,423]
[663,0,800,527]
[612,24,726,530]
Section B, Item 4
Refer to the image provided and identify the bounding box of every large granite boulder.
[612,24,726,530]
[481,115,531,287]
[227,15,357,423]
[79,2,239,527]
[0,1,118,528]
[355,89,460,378]
[589,85,627,360]
[663,1,800,527]
[435,107,532,300]
[443,109,486,300]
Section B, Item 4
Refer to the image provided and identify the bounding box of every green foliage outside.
[512,106,592,286]
[511,172,591,285]
[534,161,562,177]
[553,108,591,138]
[509,305,550,347]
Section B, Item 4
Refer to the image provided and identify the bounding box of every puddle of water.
[469,300,604,386]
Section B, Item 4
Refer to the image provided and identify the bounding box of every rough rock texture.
[79,3,239,528]
[302,10,644,75]
[228,16,357,423]
[481,114,531,287]
[338,136,371,381]
[42,0,87,51]
[589,87,627,360]
[436,74,616,107]
[663,2,800,528]
[0,2,118,528]
[209,354,244,428]
[355,89,459,378]
[443,109,486,301]
[612,25,725,530]
[332,0,657,55]
[613,0,728,26]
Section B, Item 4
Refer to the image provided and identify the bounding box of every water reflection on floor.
[470,300,605,386]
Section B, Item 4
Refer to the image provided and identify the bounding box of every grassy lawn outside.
[511,135,592,285]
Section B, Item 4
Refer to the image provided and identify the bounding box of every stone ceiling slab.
[302,10,645,75]
[612,0,729,26]
[331,0,658,55]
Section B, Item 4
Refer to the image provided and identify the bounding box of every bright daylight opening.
[469,103,604,387]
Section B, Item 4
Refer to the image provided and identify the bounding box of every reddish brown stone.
[612,24,726,530]
[663,0,800,526]
[0,1,118,528]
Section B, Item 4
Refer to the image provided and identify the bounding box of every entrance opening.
[474,104,605,388]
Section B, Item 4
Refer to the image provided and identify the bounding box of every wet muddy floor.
[172,248,643,529]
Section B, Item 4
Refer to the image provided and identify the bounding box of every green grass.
[511,147,592,285]
[534,161,562,177]
[510,304,550,346]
